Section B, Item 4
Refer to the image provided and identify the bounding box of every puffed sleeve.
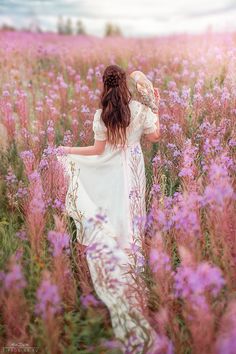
[143,107,158,134]
[92,109,107,141]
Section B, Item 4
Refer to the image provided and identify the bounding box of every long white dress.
[58,99,158,353]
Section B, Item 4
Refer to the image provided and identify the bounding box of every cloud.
[183,1,236,18]
[0,0,236,35]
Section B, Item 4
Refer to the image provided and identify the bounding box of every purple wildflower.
[174,261,225,308]
[20,150,35,176]
[178,139,198,179]
[52,198,65,211]
[20,150,35,162]
[16,230,27,241]
[101,339,123,350]
[94,212,108,223]
[151,183,161,196]
[172,191,202,237]
[215,301,236,354]
[155,209,173,232]
[148,334,174,354]
[29,173,46,214]
[170,123,182,134]
[215,336,236,354]
[16,185,28,199]
[3,263,27,291]
[229,138,236,147]
[63,130,73,145]
[35,272,62,320]
[38,158,49,171]
[149,248,171,273]
[80,293,101,308]
[81,104,90,113]
[202,161,235,209]
[47,230,70,257]
[131,145,141,155]
[152,154,161,167]
[5,168,18,186]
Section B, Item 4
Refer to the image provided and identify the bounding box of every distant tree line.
[0,17,123,37]
[57,16,122,36]
[57,16,84,35]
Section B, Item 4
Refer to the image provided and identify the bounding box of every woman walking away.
[57,64,162,353]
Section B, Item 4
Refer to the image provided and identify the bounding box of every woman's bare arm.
[59,139,106,156]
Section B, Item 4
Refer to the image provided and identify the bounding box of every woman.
[57,64,160,353]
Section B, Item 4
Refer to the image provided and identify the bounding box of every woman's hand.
[154,87,160,104]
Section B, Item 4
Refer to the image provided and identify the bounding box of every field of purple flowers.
[0,30,236,354]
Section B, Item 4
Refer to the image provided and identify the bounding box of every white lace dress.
[58,99,158,353]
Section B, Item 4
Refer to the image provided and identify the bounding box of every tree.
[0,24,16,31]
[64,18,73,35]
[76,20,86,35]
[57,16,64,35]
[104,22,122,37]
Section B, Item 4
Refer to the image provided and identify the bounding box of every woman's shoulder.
[93,109,103,124]
[94,108,102,116]
[93,109,107,132]
[129,99,148,110]
[129,99,148,117]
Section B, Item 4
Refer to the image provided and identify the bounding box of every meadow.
[0,30,235,354]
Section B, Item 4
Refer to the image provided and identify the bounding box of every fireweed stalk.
[173,246,225,354]
[47,215,77,310]
[39,145,69,213]
[34,270,62,353]
[22,170,46,257]
[0,253,31,345]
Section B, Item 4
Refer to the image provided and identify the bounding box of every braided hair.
[104,71,120,87]
[100,65,132,149]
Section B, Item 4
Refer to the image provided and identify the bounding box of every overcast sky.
[0,0,236,36]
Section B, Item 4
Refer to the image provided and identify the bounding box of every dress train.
[82,217,157,353]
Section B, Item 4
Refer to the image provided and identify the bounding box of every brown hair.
[100,64,132,148]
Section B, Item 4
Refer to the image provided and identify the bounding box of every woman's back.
[93,99,158,148]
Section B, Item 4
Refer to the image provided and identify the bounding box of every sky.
[0,0,236,37]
